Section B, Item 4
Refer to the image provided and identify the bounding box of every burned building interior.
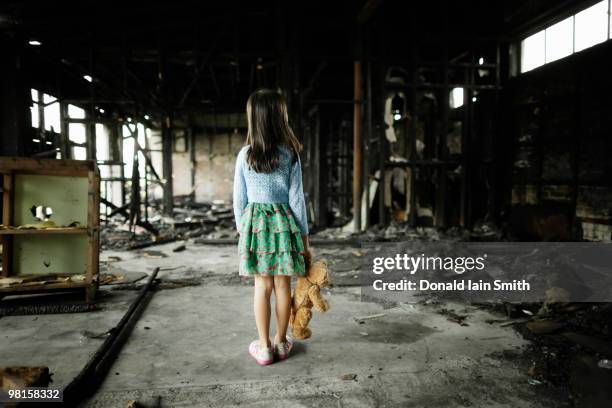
[1,0,612,406]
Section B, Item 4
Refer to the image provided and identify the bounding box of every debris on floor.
[0,273,87,288]
[438,308,469,326]
[101,199,238,251]
[0,366,51,388]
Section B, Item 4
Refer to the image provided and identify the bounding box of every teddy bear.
[289,259,330,339]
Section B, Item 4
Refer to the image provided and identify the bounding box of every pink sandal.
[249,340,274,365]
[274,337,294,361]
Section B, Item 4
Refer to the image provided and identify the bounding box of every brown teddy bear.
[289,259,330,339]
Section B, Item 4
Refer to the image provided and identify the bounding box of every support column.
[162,114,173,216]
[353,61,363,232]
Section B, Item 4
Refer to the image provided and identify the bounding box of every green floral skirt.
[238,203,306,276]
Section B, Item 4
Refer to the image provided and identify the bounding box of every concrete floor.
[0,241,569,407]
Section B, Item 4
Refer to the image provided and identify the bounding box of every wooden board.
[0,280,91,293]
[0,157,95,177]
[1,174,13,277]
[13,174,89,227]
[13,234,88,276]
[0,227,87,235]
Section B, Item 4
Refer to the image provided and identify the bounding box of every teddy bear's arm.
[308,285,329,312]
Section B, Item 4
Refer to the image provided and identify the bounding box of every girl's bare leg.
[254,275,274,348]
[273,275,292,343]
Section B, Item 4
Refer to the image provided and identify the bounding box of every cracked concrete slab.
[1,242,569,407]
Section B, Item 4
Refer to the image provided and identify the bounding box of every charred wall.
[504,40,612,241]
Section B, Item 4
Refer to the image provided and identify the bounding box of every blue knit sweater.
[233,145,309,235]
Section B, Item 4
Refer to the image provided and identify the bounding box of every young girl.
[233,89,311,365]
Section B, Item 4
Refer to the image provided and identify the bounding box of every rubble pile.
[100,198,238,250]
[483,301,612,406]
[313,220,472,242]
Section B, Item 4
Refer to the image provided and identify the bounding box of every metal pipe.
[63,267,160,405]
[353,60,363,232]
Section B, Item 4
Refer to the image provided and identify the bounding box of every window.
[574,1,608,52]
[68,104,86,119]
[43,93,60,133]
[30,89,40,128]
[72,146,87,160]
[521,0,612,73]
[521,31,546,72]
[96,123,110,161]
[68,123,86,144]
[545,16,573,63]
[450,88,464,109]
[122,125,135,178]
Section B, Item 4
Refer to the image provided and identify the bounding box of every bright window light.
[72,146,87,160]
[450,88,464,109]
[42,93,56,105]
[68,104,86,119]
[30,105,39,128]
[68,123,87,144]
[83,75,93,83]
[43,93,60,133]
[521,30,545,72]
[478,57,484,65]
[30,89,40,128]
[122,128,135,178]
[29,40,42,46]
[137,123,146,147]
[574,0,608,52]
[96,123,110,161]
[545,16,574,63]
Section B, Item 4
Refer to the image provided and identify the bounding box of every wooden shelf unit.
[0,227,88,235]
[0,157,100,303]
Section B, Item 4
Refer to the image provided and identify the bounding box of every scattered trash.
[525,319,565,334]
[353,313,386,324]
[340,373,357,381]
[527,378,542,386]
[159,265,185,271]
[140,250,168,259]
[438,308,469,326]
[99,273,125,285]
[101,198,238,251]
[172,244,187,252]
[81,330,111,339]
[0,366,51,388]
[157,278,201,290]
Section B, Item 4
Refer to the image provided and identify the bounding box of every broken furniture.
[0,158,100,303]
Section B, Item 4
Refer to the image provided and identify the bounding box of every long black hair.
[245,89,302,173]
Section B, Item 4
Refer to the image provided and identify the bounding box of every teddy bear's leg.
[308,286,330,312]
[293,326,312,340]
[291,307,313,340]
